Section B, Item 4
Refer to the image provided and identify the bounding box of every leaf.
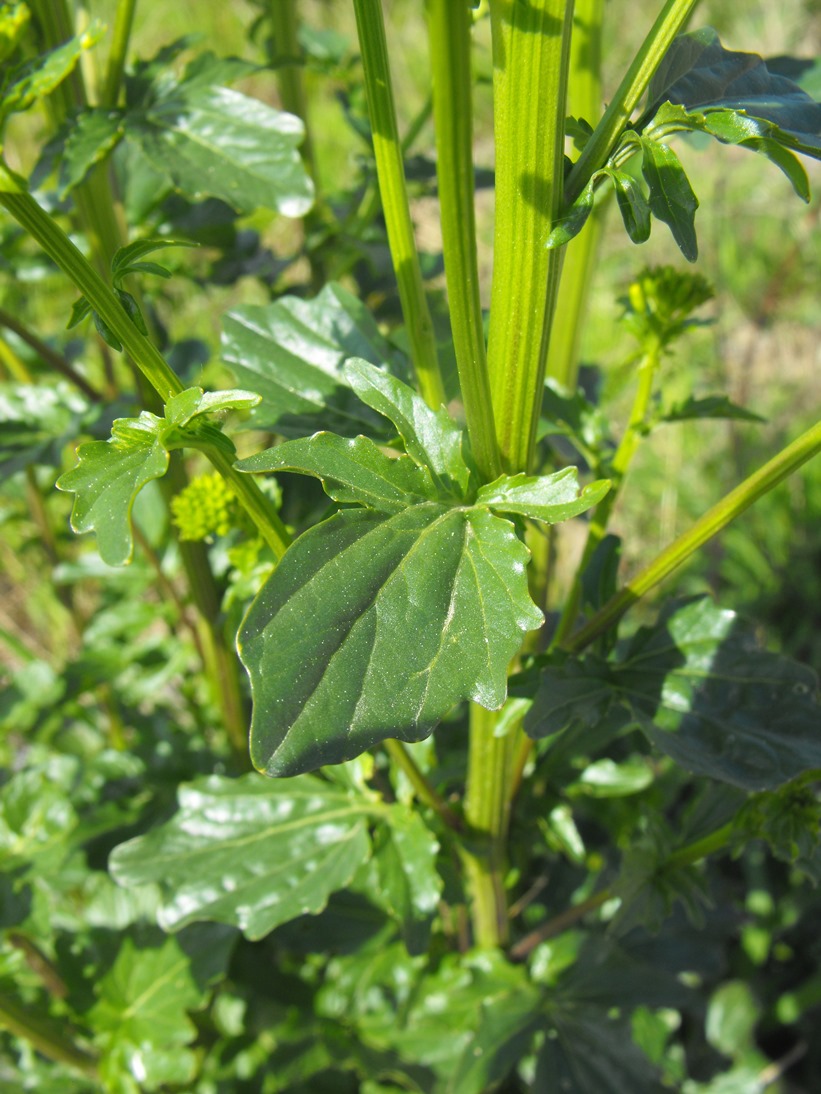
[163,386,260,425]
[108,774,374,939]
[344,359,472,500]
[646,28,821,154]
[239,504,542,776]
[605,167,652,244]
[614,598,821,791]
[476,468,610,524]
[0,21,104,124]
[535,1008,667,1093]
[55,109,124,197]
[125,69,313,215]
[372,805,442,953]
[661,394,765,424]
[546,174,599,250]
[640,138,699,261]
[0,381,91,476]
[111,237,198,286]
[88,926,234,1089]
[56,414,170,565]
[221,282,410,438]
[237,432,437,512]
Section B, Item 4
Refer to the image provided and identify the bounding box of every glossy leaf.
[221,283,409,438]
[640,138,699,261]
[0,22,104,125]
[237,431,437,512]
[646,28,821,154]
[56,415,170,565]
[54,109,124,197]
[344,359,472,500]
[546,174,599,250]
[239,504,542,776]
[108,774,374,939]
[126,74,313,216]
[476,468,610,525]
[163,386,260,425]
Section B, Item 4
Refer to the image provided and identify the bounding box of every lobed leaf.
[109,773,374,939]
[239,504,542,776]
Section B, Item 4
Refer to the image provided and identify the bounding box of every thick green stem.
[427,0,501,483]
[352,0,446,410]
[567,417,821,652]
[464,704,515,947]
[0,190,290,559]
[545,0,605,391]
[565,0,700,206]
[486,0,575,473]
[100,0,138,107]
[268,0,317,187]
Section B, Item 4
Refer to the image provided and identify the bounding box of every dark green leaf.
[605,167,651,243]
[344,359,472,500]
[476,468,610,525]
[56,413,169,565]
[239,504,542,776]
[547,174,598,250]
[372,805,442,954]
[646,28,821,154]
[536,1009,667,1093]
[661,394,765,424]
[125,73,313,215]
[237,432,437,512]
[109,774,374,938]
[0,21,104,123]
[221,282,409,438]
[616,598,821,791]
[640,138,699,261]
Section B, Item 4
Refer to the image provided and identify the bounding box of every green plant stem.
[268,0,317,188]
[566,417,821,653]
[0,190,290,558]
[565,0,699,206]
[352,0,446,411]
[510,821,734,958]
[545,0,605,391]
[553,339,661,646]
[464,704,514,947]
[0,991,98,1078]
[486,0,575,473]
[0,306,102,401]
[0,333,32,382]
[383,739,464,833]
[427,0,500,483]
[100,0,138,107]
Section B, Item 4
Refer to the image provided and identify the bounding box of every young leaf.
[0,21,104,125]
[239,504,542,776]
[476,468,610,525]
[56,415,170,565]
[661,394,765,424]
[344,358,472,499]
[108,774,374,939]
[640,139,699,261]
[546,173,599,250]
[111,237,198,286]
[163,386,261,426]
[237,432,437,513]
[221,282,409,438]
[605,167,652,244]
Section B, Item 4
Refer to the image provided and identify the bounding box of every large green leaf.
[123,53,313,216]
[526,599,821,791]
[108,774,374,939]
[239,503,542,776]
[646,28,821,152]
[0,381,91,476]
[221,283,409,438]
[237,432,437,512]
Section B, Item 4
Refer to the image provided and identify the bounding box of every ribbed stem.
[352,0,446,410]
[100,0,138,107]
[427,0,501,482]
